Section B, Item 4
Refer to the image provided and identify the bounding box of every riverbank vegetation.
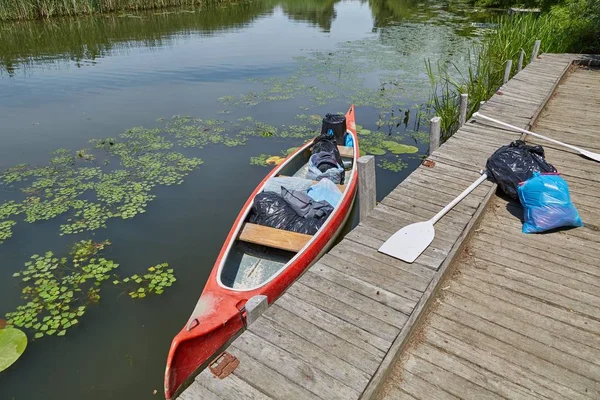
[0,0,244,20]
[428,0,600,137]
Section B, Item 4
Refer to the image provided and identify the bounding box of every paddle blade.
[378,221,435,263]
[580,149,600,163]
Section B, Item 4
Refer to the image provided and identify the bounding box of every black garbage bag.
[248,192,332,235]
[321,113,346,145]
[486,140,557,200]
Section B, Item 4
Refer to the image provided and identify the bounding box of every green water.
[0,1,489,398]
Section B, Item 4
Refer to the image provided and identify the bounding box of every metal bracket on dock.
[244,295,268,327]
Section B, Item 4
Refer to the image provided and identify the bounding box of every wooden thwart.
[337,145,354,158]
[238,223,311,253]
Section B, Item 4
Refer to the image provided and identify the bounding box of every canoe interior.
[219,140,355,290]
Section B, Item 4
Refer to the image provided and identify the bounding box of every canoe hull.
[165,105,359,399]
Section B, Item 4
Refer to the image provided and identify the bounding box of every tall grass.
[426,14,571,139]
[0,0,242,20]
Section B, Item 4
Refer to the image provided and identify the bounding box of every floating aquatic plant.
[0,124,204,244]
[0,326,27,372]
[250,154,273,167]
[381,141,418,154]
[114,263,176,298]
[6,240,116,339]
[378,159,408,172]
[5,240,174,340]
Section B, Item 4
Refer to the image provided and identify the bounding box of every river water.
[0,1,487,398]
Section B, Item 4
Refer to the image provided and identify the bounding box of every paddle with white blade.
[379,173,488,263]
[474,112,600,163]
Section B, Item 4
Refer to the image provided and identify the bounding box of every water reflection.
[0,0,470,75]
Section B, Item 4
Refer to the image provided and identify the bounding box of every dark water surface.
[0,1,486,399]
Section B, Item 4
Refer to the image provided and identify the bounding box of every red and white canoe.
[164,105,359,399]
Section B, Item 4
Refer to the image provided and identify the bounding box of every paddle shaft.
[474,113,581,153]
[430,174,488,225]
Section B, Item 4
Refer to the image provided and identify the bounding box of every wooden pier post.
[430,116,441,153]
[531,40,541,62]
[518,49,525,72]
[503,59,513,84]
[458,94,468,128]
[358,155,376,222]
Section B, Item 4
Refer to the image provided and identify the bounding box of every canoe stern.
[164,295,245,399]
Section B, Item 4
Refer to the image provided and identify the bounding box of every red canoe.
[164,105,360,399]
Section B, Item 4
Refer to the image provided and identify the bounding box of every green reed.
[426,14,570,138]
[0,0,243,20]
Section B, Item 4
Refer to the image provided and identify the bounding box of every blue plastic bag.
[344,133,354,147]
[518,172,583,233]
[307,178,342,207]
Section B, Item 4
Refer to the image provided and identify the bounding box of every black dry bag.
[321,114,346,145]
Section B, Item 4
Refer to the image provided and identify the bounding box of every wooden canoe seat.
[337,145,354,158]
[238,223,312,253]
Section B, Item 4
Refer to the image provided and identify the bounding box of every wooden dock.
[179,53,600,400]
[376,56,600,400]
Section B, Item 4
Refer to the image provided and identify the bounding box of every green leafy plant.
[0,326,28,372]
[5,240,175,340]
[5,240,116,339]
[114,263,176,298]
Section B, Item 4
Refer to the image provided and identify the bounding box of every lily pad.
[358,129,372,136]
[0,327,27,372]
[365,147,387,156]
[381,141,419,154]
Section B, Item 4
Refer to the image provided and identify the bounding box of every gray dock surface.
[180,53,600,400]
[377,57,600,400]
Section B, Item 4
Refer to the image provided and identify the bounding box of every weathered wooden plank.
[180,381,224,400]
[403,354,505,400]
[298,270,408,327]
[287,282,399,344]
[310,262,416,315]
[276,293,386,356]
[465,262,600,323]
[390,369,460,400]
[232,331,359,400]
[429,314,600,398]
[383,190,473,218]
[338,230,438,279]
[446,282,600,357]
[385,185,476,217]
[425,328,578,400]
[459,273,600,335]
[389,179,484,211]
[441,289,600,367]
[472,230,600,284]
[195,369,271,400]
[381,196,472,227]
[329,241,434,289]
[474,226,600,275]
[413,342,547,400]
[238,223,311,253]
[334,238,438,284]
[228,345,320,400]
[436,302,600,382]
[248,316,370,392]
[470,237,600,293]
[378,386,418,400]
[264,304,381,374]
[319,253,423,304]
